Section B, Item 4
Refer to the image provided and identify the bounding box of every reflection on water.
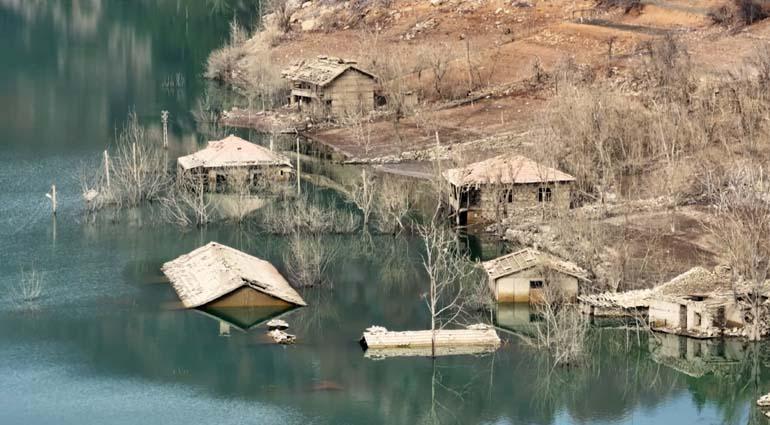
[1,1,769,424]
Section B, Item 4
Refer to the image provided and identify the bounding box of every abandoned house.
[482,248,590,303]
[161,241,307,309]
[442,154,575,225]
[177,135,293,191]
[582,265,770,339]
[282,56,377,118]
[647,267,754,338]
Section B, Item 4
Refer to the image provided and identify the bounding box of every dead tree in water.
[348,169,377,227]
[418,221,476,357]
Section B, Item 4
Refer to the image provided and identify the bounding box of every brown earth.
[235,0,767,162]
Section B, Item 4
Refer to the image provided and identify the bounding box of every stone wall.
[475,181,571,223]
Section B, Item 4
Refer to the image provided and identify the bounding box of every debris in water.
[266,319,289,330]
[269,329,296,344]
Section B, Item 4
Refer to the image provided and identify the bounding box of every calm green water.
[0,1,767,424]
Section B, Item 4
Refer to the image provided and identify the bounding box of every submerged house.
[482,248,590,303]
[161,242,306,309]
[581,265,770,339]
[282,56,377,118]
[177,135,292,191]
[442,154,575,225]
[647,267,749,338]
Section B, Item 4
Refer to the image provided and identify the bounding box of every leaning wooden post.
[103,150,111,188]
[46,184,57,215]
[296,136,301,196]
[161,110,169,149]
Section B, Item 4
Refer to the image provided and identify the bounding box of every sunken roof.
[177,135,291,170]
[161,242,306,308]
[579,266,735,310]
[443,154,575,187]
[482,248,590,281]
[282,56,376,87]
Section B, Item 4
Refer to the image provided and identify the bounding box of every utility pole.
[296,136,301,196]
[161,110,169,149]
[46,184,57,215]
[103,150,111,188]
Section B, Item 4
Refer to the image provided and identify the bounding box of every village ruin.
[161,241,307,309]
[482,248,590,303]
[177,135,293,191]
[282,56,378,119]
[442,154,575,225]
[580,266,770,339]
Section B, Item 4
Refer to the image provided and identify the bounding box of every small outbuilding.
[482,248,590,303]
[177,135,293,191]
[161,242,306,309]
[647,267,748,338]
[282,56,377,118]
[443,154,575,225]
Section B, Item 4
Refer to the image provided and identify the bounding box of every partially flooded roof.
[482,248,590,281]
[443,154,575,187]
[161,242,306,308]
[177,135,292,170]
[282,56,376,87]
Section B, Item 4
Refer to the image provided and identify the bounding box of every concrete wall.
[493,266,578,303]
[651,298,742,335]
[324,69,375,116]
[649,300,684,329]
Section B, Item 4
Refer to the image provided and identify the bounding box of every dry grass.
[13,268,44,307]
[283,234,340,287]
[80,112,171,213]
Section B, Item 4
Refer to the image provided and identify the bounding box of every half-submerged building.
[581,265,770,339]
[282,56,377,118]
[162,242,307,309]
[482,248,590,303]
[177,135,292,191]
[443,154,575,225]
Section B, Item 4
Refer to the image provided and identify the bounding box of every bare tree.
[528,267,590,366]
[374,174,413,234]
[348,169,378,227]
[418,221,477,357]
[158,172,212,227]
[266,0,294,34]
[705,164,770,341]
[284,233,340,287]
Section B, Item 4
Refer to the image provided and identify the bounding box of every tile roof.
[161,242,306,308]
[177,135,291,170]
[443,154,575,187]
[482,248,590,281]
[282,56,376,87]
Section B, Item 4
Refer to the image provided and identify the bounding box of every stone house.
[282,56,377,118]
[482,248,590,303]
[177,135,293,191]
[442,154,575,225]
[647,267,744,338]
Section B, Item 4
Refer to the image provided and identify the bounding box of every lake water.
[0,1,767,424]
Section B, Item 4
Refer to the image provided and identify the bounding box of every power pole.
[161,110,169,149]
[103,150,111,188]
[46,184,57,215]
[296,136,301,196]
